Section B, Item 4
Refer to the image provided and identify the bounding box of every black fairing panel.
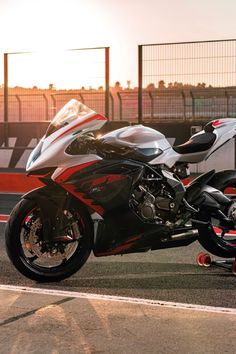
[186,170,231,206]
[66,160,145,212]
[185,170,216,204]
[94,208,168,254]
[98,142,162,162]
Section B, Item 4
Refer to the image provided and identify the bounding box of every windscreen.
[45,99,95,137]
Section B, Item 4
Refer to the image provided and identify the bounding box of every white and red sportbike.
[5,99,236,281]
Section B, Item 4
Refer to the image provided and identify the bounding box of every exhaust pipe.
[170,229,199,241]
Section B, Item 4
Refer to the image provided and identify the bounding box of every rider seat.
[173,132,216,155]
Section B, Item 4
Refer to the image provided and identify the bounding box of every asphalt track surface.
[0,193,236,308]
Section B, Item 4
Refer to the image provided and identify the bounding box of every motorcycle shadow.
[57,261,235,291]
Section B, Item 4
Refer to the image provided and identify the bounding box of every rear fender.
[186,170,231,206]
[208,170,236,192]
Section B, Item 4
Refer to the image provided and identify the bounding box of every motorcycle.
[5,99,236,281]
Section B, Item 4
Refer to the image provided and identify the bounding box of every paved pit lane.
[1,193,236,353]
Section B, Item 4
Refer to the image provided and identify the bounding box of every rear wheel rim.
[212,222,236,250]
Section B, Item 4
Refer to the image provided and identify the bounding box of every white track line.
[0,284,236,315]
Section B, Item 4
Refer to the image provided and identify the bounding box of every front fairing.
[26,99,107,172]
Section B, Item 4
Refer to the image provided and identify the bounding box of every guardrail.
[0,91,115,122]
[1,88,236,123]
[117,88,236,122]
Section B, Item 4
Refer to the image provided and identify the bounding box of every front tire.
[5,198,93,282]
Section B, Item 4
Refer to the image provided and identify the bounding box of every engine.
[130,177,176,223]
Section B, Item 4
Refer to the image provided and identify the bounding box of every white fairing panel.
[205,118,236,159]
[149,148,180,167]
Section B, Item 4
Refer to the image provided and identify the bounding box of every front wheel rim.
[19,207,82,271]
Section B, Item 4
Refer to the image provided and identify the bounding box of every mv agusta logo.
[86,175,126,194]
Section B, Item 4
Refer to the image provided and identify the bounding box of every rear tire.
[194,219,236,258]
[195,172,236,258]
[5,198,93,282]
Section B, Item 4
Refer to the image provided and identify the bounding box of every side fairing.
[54,159,145,216]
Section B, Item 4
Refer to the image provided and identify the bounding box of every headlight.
[26,140,43,169]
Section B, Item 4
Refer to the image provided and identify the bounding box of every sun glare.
[8,50,106,90]
[1,0,128,88]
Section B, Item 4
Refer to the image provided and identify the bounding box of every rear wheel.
[195,203,236,258]
[5,198,93,282]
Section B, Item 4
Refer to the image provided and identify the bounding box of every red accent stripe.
[89,174,126,187]
[61,185,104,215]
[0,215,9,222]
[213,226,236,236]
[52,114,107,143]
[124,235,140,244]
[182,178,191,185]
[95,242,135,257]
[224,187,236,194]
[55,160,99,184]
[55,160,104,215]
[212,119,224,128]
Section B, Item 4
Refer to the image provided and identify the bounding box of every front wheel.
[5,198,93,282]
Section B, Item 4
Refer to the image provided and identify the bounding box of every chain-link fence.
[138,40,236,122]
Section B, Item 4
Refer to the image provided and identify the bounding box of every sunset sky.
[0,0,236,88]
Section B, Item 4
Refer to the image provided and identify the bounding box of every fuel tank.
[101,125,171,150]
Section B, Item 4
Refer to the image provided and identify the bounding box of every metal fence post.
[42,94,49,120]
[105,47,110,119]
[181,91,186,120]
[109,92,114,120]
[138,45,143,124]
[15,95,22,121]
[4,53,8,146]
[51,94,57,118]
[79,93,84,104]
[226,91,229,117]
[117,92,122,120]
[148,91,154,121]
[190,91,195,119]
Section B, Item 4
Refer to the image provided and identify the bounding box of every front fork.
[23,186,74,243]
